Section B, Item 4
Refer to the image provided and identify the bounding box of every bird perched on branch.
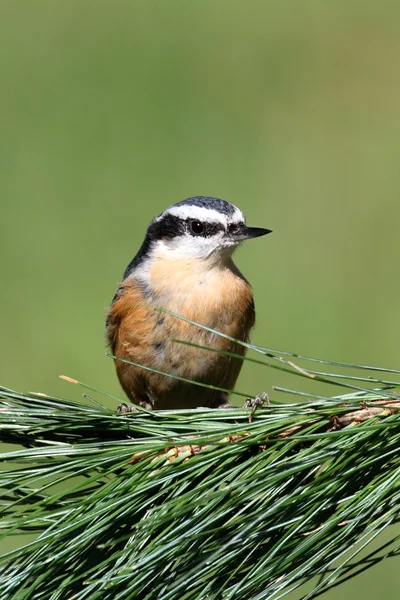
[106,196,271,410]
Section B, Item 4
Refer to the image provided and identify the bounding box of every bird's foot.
[243,392,269,422]
[117,403,138,413]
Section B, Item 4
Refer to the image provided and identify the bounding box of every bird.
[106,196,271,411]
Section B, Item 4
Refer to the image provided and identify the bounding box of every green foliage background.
[0,1,399,597]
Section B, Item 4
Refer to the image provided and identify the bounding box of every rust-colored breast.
[106,257,255,409]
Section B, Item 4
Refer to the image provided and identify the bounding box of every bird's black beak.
[231,225,272,241]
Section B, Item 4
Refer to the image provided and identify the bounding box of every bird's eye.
[190,220,205,235]
[228,223,240,234]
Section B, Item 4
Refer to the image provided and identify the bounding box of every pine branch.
[1,367,400,600]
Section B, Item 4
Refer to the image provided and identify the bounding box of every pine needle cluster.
[1,331,400,600]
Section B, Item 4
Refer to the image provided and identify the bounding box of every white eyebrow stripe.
[158,204,245,225]
[231,206,245,223]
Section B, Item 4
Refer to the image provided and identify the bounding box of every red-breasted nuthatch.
[106,196,271,410]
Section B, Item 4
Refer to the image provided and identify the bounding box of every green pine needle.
[1,337,400,599]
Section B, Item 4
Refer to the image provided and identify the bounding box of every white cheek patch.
[158,233,225,258]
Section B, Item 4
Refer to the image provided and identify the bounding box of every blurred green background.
[1,0,399,596]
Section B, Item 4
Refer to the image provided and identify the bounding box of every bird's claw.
[117,403,138,413]
[244,392,269,422]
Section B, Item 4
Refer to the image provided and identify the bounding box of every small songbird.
[106,196,271,410]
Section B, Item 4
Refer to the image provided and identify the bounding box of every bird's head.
[146,196,271,262]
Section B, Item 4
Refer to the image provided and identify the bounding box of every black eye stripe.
[146,214,226,244]
[151,214,186,240]
[187,219,223,237]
